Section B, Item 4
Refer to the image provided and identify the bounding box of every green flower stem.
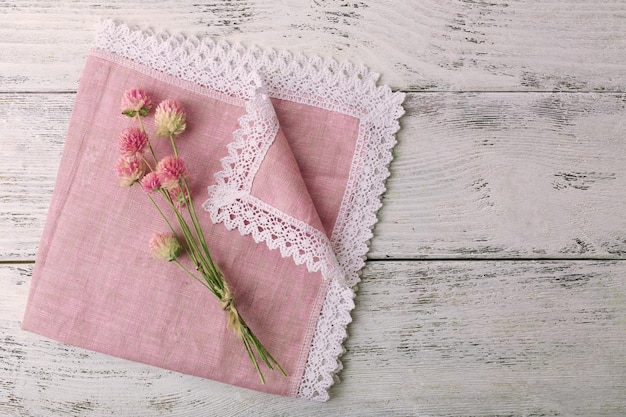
[169,134,178,157]
[161,191,198,254]
[177,212,219,289]
[162,139,217,281]
[142,155,154,172]
[241,317,287,377]
[173,259,213,293]
[173,211,205,272]
[181,179,223,290]
[136,115,158,165]
[149,146,158,167]
[147,142,158,167]
[162,189,216,287]
[241,333,265,384]
[147,194,176,234]
[136,114,145,132]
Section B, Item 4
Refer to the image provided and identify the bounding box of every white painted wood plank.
[1,92,625,260]
[1,1,625,92]
[0,94,67,260]
[2,261,625,416]
[371,91,626,258]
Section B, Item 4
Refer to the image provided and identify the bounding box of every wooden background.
[1,1,625,416]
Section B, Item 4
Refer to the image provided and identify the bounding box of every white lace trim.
[202,91,343,282]
[95,20,405,402]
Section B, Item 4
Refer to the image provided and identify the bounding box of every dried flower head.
[140,172,161,193]
[156,155,189,189]
[168,185,189,209]
[149,232,182,261]
[115,154,146,187]
[121,89,153,117]
[117,126,149,156]
[154,99,187,137]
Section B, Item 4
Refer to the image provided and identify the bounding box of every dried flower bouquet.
[114,88,286,383]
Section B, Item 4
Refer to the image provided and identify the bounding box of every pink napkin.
[22,20,404,401]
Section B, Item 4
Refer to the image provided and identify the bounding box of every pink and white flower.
[117,126,149,156]
[115,154,146,187]
[149,232,182,261]
[156,155,189,189]
[121,89,152,117]
[154,99,186,137]
[140,171,161,193]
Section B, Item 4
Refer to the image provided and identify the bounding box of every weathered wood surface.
[1,1,626,92]
[1,92,625,260]
[1,1,626,416]
[2,261,625,416]
[374,92,626,259]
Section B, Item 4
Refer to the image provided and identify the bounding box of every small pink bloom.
[168,185,189,209]
[115,154,145,187]
[149,232,182,261]
[156,155,189,189]
[154,99,187,137]
[121,89,153,117]
[117,127,149,156]
[140,171,161,193]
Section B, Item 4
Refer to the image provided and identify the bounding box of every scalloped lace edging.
[94,19,403,119]
[202,90,344,283]
[95,19,405,402]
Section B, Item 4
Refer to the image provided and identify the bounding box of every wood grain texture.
[0,94,67,261]
[1,0,625,92]
[1,92,625,260]
[371,91,626,259]
[2,261,625,416]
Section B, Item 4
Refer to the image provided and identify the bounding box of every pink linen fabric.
[22,20,404,401]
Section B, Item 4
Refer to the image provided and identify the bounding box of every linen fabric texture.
[22,20,404,401]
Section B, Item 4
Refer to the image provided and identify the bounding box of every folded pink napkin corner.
[22,20,404,401]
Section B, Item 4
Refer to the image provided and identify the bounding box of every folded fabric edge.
[94,19,406,401]
[202,88,346,286]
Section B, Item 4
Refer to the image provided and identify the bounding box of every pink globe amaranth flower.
[154,99,187,137]
[156,155,189,189]
[121,89,153,117]
[117,126,149,156]
[140,171,161,193]
[115,154,146,187]
[168,185,189,209]
[149,232,182,261]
